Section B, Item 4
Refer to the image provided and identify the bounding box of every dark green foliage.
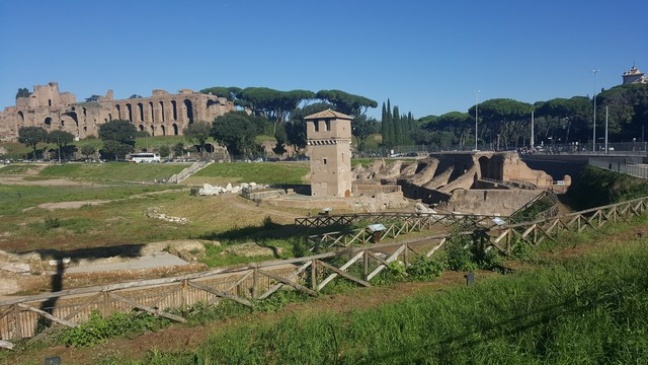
[44,216,61,229]
[80,144,97,158]
[101,140,134,161]
[407,256,447,280]
[381,99,416,148]
[444,232,503,271]
[568,166,648,209]
[417,111,473,148]
[211,112,261,158]
[158,144,170,158]
[534,96,591,144]
[468,98,534,148]
[59,310,171,347]
[173,142,184,158]
[445,235,478,271]
[183,121,212,153]
[18,126,48,158]
[272,126,288,155]
[315,89,378,116]
[98,120,137,146]
[84,94,101,103]
[352,114,378,151]
[15,87,31,99]
[597,83,648,141]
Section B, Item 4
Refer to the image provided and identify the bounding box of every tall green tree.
[18,126,48,159]
[597,84,648,141]
[211,112,260,159]
[101,140,133,161]
[80,145,97,159]
[98,120,137,145]
[273,125,288,156]
[352,115,378,152]
[470,98,533,149]
[535,97,591,143]
[48,129,75,161]
[316,90,378,116]
[98,120,136,160]
[183,121,212,153]
[173,142,185,159]
[158,145,171,159]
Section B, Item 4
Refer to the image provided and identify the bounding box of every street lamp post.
[592,69,599,152]
[475,90,481,151]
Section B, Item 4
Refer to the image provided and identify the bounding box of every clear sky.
[1,0,647,120]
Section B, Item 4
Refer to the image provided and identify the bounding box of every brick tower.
[305,109,353,197]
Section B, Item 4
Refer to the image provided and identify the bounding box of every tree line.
[11,82,648,160]
[409,83,648,150]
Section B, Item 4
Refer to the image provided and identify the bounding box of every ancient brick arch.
[171,101,177,121]
[149,102,154,124]
[478,156,490,179]
[137,103,144,123]
[0,82,235,141]
[184,99,194,124]
[159,101,165,123]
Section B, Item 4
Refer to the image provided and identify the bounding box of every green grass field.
[186,161,310,185]
[37,162,190,183]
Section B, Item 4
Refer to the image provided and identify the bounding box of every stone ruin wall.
[0,82,235,141]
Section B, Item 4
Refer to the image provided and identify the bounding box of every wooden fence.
[295,211,509,229]
[2,196,648,342]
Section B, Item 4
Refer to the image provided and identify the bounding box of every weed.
[44,216,61,229]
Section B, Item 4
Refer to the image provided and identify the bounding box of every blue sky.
[1,0,647,120]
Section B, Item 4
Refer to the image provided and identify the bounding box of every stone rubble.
[145,207,191,224]
[198,182,269,196]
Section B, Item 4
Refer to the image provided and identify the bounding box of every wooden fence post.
[363,250,369,280]
[311,259,317,291]
[12,304,22,340]
[252,266,258,300]
[181,280,188,311]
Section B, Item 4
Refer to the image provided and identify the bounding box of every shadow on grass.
[28,243,147,339]
[197,220,354,245]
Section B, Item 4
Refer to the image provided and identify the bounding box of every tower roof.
[304,109,353,120]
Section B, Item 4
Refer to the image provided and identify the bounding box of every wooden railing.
[2,196,648,342]
[295,211,509,229]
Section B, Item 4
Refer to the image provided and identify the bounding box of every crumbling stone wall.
[0,82,235,141]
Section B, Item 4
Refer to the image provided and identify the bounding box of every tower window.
[325,119,331,131]
[323,158,327,165]
[314,120,320,132]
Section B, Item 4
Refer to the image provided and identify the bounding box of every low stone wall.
[436,189,542,216]
[265,191,410,212]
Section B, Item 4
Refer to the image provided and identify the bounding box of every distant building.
[622,66,648,85]
[0,82,235,142]
[305,109,353,198]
